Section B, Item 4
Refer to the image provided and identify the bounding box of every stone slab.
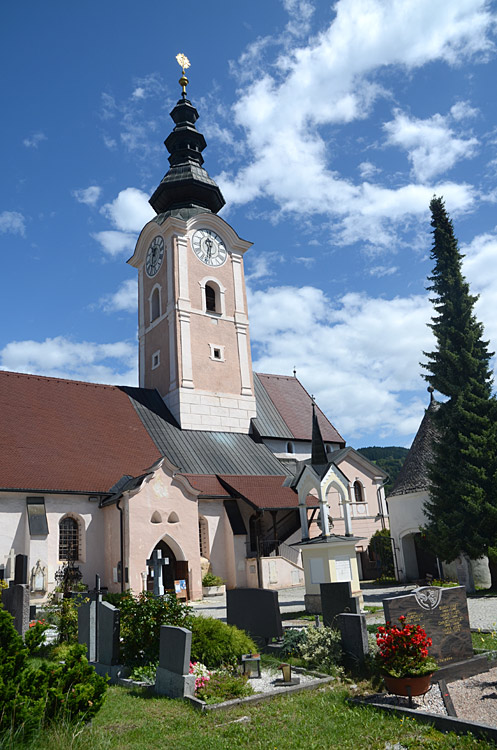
[320,582,361,628]
[338,612,369,664]
[155,667,195,698]
[98,601,120,665]
[78,599,96,662]
[227,588,283,641]
[159,625,192,675]
[383,586,473,666]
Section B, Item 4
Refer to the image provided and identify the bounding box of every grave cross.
[146,550,169,596]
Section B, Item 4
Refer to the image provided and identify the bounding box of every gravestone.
[146,550,169,596]
[78,598,97,662]
[97,601,120,666]
[155,625,195,699]
[1,584,30,636]
[226,588,283,644]
[338,613,369,666]
[383,586,473,665]
[320,582,361,628]
[14,554,28,585]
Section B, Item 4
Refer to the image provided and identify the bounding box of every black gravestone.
[383,586,473,665]
[227,588,283,643]
[98,601,120,666]
[320,582,361,628]
[1,584,30,635]
[159,625,192,675]
[14,554,28,585]
[338,612,369,665]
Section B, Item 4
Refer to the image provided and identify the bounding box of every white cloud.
[23,132,47,148]
[100,279,138,313]
[462,230,497,348]
[369,265,398,277]
[249,283,434,440]
[450,100,479,121]
[218,0,493,246]
[358,161,381,179]
[101,188,155,233]
[384,109,479,182]
[72,186,102,207]
[294,256,316,267]
[0,211,26,236]
[0,336,137,386]
[91,230,137,258]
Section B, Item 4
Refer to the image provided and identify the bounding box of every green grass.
[471,631,497,651]
[3,682,496,750]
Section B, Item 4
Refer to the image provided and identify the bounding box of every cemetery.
[2,562,497,748]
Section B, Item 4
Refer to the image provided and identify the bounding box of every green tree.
[421,196,497,583]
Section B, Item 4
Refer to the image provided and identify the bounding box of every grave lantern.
[241,653,261,678]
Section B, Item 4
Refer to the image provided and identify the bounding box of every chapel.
[0,63,388,606]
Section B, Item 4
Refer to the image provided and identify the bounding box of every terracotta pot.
[383,673,433,697]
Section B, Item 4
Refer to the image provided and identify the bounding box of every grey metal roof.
[121,387,288,477]
[251,373,293,439]
[388,399,439,497]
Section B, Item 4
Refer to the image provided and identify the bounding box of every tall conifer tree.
[422,197,497,576]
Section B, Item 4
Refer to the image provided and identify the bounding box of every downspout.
[116,495,125,593]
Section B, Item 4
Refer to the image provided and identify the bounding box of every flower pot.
[202,584,226,597]
[383,673,433,697]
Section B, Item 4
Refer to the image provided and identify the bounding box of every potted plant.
[376,616,437,697]
[202,572,225,597]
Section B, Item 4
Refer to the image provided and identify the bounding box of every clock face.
[145,235,164,277]
[192,229,227,267]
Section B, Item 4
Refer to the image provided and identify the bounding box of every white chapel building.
[0,73,388,606]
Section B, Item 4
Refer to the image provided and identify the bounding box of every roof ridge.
[0,369,120,390]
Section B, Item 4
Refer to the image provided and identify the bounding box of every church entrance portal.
[147,540,176,593]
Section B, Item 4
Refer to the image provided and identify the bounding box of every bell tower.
[128,56,257,433]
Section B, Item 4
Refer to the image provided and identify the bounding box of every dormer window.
[286,441,294,454]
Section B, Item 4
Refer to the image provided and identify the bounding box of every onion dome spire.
[149,54,225,219]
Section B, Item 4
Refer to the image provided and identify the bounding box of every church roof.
[388,396,439,497]
[252,373,345,444]
[183,473,318,510]
[0,371,161,494]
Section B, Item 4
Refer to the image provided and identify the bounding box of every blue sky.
[1,0,497,448]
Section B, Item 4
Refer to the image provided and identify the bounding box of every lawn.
[5,682,496,750]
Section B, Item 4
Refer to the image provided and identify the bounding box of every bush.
[297,626,343,675]
[118,590,193,667]
[190,616,257,669]
[24,620,50,657]
[279,627,308,659]
[195,671,253,704]
[0,605,107,740]
[201,572,224,587]
[42,594,85,644]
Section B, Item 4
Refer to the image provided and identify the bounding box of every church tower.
[128,57,257,432]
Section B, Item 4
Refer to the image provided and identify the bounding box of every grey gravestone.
[78,599,97,662]
[98,601,120,666]
[383,586,473,666]
[338,613,369,665]
[320,582,361,628]
[1,584,30,636]
[14,554,28,585]
[227,588,283,643]
[155,625,195,699]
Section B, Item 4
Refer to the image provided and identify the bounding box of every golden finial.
[176,53,191,95]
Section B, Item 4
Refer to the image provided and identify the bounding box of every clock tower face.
[145,235,165,277]
[192,228,227,267]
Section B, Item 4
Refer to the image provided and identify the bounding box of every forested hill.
[357,446,409,496]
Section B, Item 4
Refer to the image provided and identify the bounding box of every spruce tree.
[421,196,497,578]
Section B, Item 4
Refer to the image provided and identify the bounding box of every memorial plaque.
[383,586,473,665]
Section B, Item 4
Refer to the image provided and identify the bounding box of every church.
[0,64,388,606]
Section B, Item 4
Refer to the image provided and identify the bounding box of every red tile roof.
[0,370,160,493]
[256,373,345,443]
[183,473,318,510]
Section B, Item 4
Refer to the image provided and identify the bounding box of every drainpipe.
[116,495,125,593]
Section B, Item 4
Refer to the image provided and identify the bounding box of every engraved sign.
[383,586,473,665]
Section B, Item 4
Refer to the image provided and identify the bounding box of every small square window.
[213,348,221,360]
[209,344,225,362]
[152,350,160,369]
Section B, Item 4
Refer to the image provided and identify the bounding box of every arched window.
[286,441,294,454]
[151,287,161,321]
[205,283,217,312]
[59,517,79,561]
[198,516,209,558]
[353,481,363,503]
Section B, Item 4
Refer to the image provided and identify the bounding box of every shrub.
[24,620,50,657]
[195,671,253,704]
[279,627,308,659]
[118,590,193,667]
[297,626,343,675]
[190,616,257,669]
[43,594,85,644]
[201,572,224,587]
